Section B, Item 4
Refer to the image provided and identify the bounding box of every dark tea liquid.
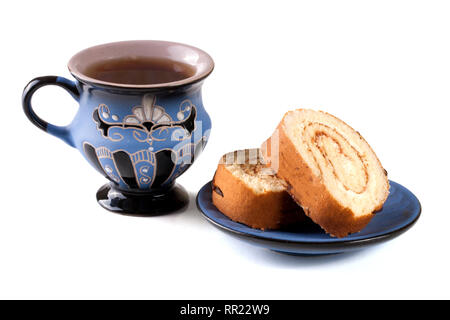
[84,57,196,85]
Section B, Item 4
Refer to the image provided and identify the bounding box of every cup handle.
[22,76,80,148]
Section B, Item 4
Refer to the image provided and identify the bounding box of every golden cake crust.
[261,111,388,237]
[211,151,305,230]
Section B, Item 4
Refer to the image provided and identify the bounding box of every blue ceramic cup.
[22,40,214,215]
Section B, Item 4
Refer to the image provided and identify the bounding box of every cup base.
[96,183,189,216]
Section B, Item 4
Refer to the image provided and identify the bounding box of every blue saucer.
[196,180,421,255]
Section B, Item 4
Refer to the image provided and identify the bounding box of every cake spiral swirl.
[262,109,389,237]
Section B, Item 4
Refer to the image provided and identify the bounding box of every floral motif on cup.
[92,94,197,147]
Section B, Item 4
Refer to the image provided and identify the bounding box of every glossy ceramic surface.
[22,41,213,214]
[197,180,421,255]
[97,182,189,216]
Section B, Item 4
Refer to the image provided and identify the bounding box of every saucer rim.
[196,180,421,249]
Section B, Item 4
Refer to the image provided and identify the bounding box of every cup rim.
[67,40,214,90]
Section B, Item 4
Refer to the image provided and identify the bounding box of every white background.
[1,0,449,299]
